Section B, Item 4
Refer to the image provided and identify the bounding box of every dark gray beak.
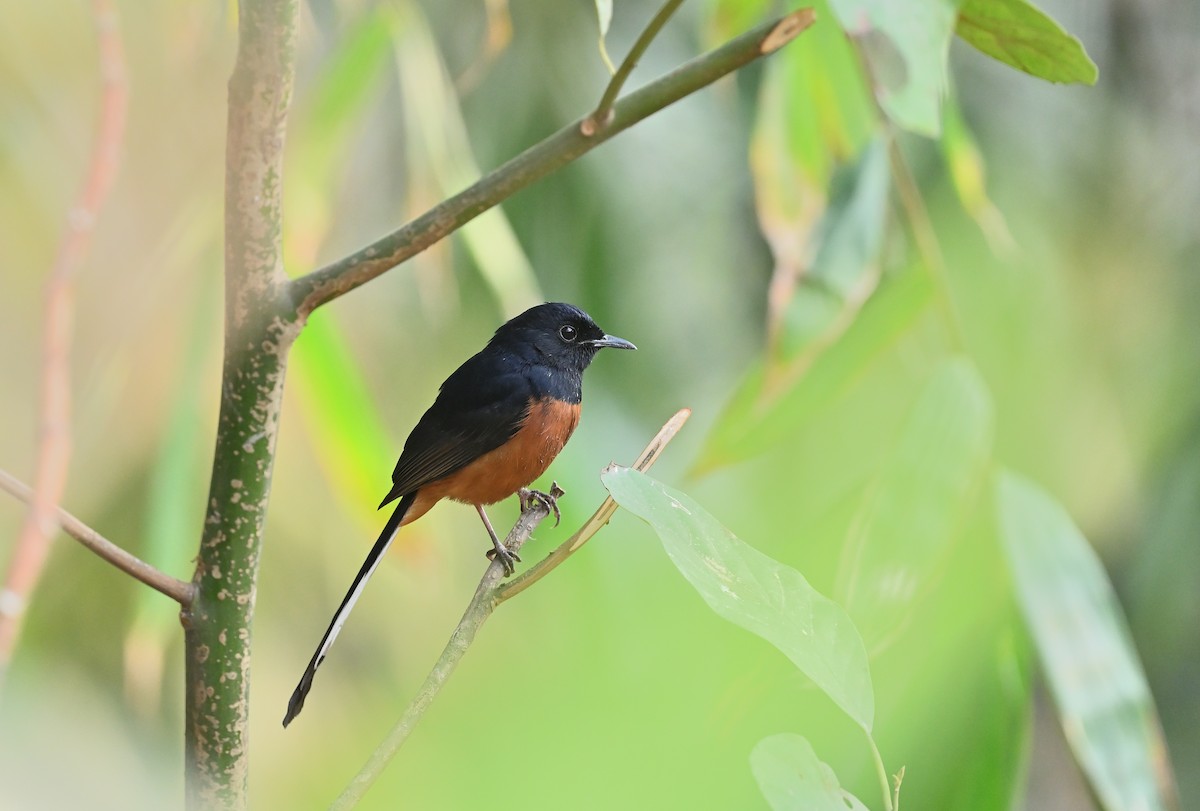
[590,334,637,351]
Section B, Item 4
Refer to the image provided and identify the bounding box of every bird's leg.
[519,481,565,527]
[476,504,520,576]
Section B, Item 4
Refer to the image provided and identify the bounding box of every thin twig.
[0,0,128,674]
[330,410,690,809]
[0,469,194,605]
[498,407,691,602]
[867,729,895,811]
[290,9,816,317]
[582,0,686,136]
[892,765,905,811]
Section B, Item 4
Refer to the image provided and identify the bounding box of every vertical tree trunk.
[183,1,298,807]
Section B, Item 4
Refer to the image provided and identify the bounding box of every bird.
[282,302,635,727]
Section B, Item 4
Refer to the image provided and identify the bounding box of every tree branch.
[0,0,128,677]
[289,9,816,317]
[330,410,690,809]
[184,0,299,807]
[583,0,685,136]
[0,469,193,606]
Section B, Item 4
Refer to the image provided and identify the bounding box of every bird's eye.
[559,324,578,342]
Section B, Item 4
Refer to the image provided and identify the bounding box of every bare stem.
[498,407,691,602]
[289,9,816,317]
[0,0,128,678]
[867,729,895,811]
[583,0,686,136]
[330,411,690,809]
[0,469,193,605]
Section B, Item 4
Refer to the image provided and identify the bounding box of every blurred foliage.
[0,0,1197,809]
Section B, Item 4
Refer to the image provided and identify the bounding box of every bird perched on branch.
[283,302,635,727]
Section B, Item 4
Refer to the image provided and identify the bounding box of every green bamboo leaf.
[828,0,962,136]
[996,470,1180,811]
[283,9,399,534]
[125,253,218,716]
[753,2,876,203]
[390,3,542,316]
[835,358,994,650]
[291,310,395,537]
[779,138,890,358]
[287,8,393,245]
[602,468,875,731]
[693,267,934,475]
[957,0,1098,85]
[752,734,870,811]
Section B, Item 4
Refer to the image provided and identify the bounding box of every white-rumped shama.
[283,302,635,726]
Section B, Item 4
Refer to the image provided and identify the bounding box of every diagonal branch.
[0,469,194,606]
[289,9,816,318]
[0,0,128,675]
[329,410,690,810]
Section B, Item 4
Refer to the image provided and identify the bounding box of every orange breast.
[404,398,581,520]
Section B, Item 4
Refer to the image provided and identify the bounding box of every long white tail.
[282,493,414,727]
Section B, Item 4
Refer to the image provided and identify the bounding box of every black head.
[491,302,635,374]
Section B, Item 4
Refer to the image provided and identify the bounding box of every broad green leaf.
[780,138,890,358]
[828,0,962,136]
[391,3,542,317]
[957,0,1098,85]
[594,0,616,74]
[693,267,934,475]
[835,358,994,650]
[751,734,870,811]
[752,23,881,373]
[603,468,875,731]
[996,470,1179,811]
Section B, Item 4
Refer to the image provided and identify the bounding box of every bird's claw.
[520,482,565,527]
[486,544,521,576]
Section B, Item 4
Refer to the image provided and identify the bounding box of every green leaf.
[828,0,962,136]
[594,0,616,74]
[287,8,393,249]
[836,358,994,650]
[693,267,934,475]
[753,2,876,201]
[957,0,1098,85]
[996,471,1179,811]
[780,138,891,358]
[751,734,870,811]
[602,468,875,731]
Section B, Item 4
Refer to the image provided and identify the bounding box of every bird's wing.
[378,362,530,508]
